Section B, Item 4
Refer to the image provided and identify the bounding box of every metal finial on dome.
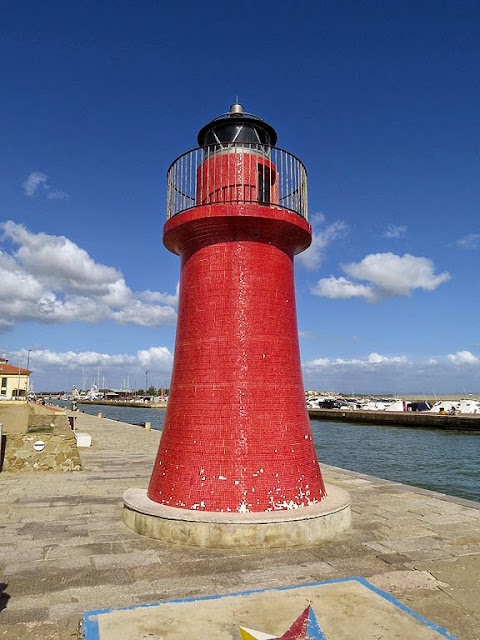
[229,102,244,117]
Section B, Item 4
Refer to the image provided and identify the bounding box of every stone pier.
[0,411,478,639]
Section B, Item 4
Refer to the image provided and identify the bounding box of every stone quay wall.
[308,407,480,430]
[0,402,82,472]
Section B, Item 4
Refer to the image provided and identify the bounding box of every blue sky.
[1,1,479,394]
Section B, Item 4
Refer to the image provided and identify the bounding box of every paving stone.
[435,524,480,540]
[398,547,458,563]
[373,524,437,539]
[7,567,132,596]
[19,523,89,540]
[368,569,446,592]
[2,556,93,577]
[0,546,44,563]
[396,589,480,640]
[442,543,480,557]
[369,536,445,553]
[92,552,160,570]
[85,532,131,543]
[324,553,393,575]
[421,512,478,525]
[0,607,50,624]
[0,622,63,639]
[45,542,125,560]
[375,552,413,566]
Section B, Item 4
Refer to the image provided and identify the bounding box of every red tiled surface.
[148,163,326,513]
[196,153,279,205]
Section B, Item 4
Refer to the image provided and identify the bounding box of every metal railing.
[166,144,308,220]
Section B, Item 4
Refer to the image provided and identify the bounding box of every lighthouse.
[124,104,351,546]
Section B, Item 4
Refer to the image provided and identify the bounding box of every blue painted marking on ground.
[82,577,458,639]
[305,607,326,639]
[355,577,459,640]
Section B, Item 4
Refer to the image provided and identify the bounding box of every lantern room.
[166,103,307,220]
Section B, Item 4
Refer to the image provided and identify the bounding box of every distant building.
[0,358,32,400]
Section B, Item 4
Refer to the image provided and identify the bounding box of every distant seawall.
[78,400,167,409]
[308,408,480,431]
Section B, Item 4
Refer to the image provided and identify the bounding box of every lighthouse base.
[122,485,351,549]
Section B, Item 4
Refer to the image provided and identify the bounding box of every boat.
[355,397,398,411]
[86,384,104,401]
[384,400,432,412]
[429,399,480,415]
[71,384,104,402]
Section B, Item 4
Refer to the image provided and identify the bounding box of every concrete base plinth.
[122,484,351,548]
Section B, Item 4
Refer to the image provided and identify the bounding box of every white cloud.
[311,276,375,301]
[447,350,479,364]
[311,253,450,302]
[137,346,172,368]
[344,253,450,295]
[367,352,408,365]
[23,172,49,197]
[298,330,319,339]
[306,357,331,367]
[384,224,407,239]
[111,300,177,327]
[3,220,121,295]
[22,171,69,199]
[141,285,179,307]
[302,351,480,394]
[12,347,174,391]
[297,213,349,270]
[304,352,409,370]
[0,221,177,331]
[456,233,480,250]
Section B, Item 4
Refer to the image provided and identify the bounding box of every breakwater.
[78,399,167,409]
[308,408,480,431]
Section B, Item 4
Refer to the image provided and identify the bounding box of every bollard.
[145,422,151,431]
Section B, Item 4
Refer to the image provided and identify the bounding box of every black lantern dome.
[197,103,278,149]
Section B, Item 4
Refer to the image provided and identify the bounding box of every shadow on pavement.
[0,582,10,613]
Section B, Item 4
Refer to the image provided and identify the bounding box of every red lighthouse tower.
[124,104,350,545]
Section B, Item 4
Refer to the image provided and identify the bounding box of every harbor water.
[56,401,479,503]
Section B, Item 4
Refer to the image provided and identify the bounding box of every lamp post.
[26,349,32,399]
